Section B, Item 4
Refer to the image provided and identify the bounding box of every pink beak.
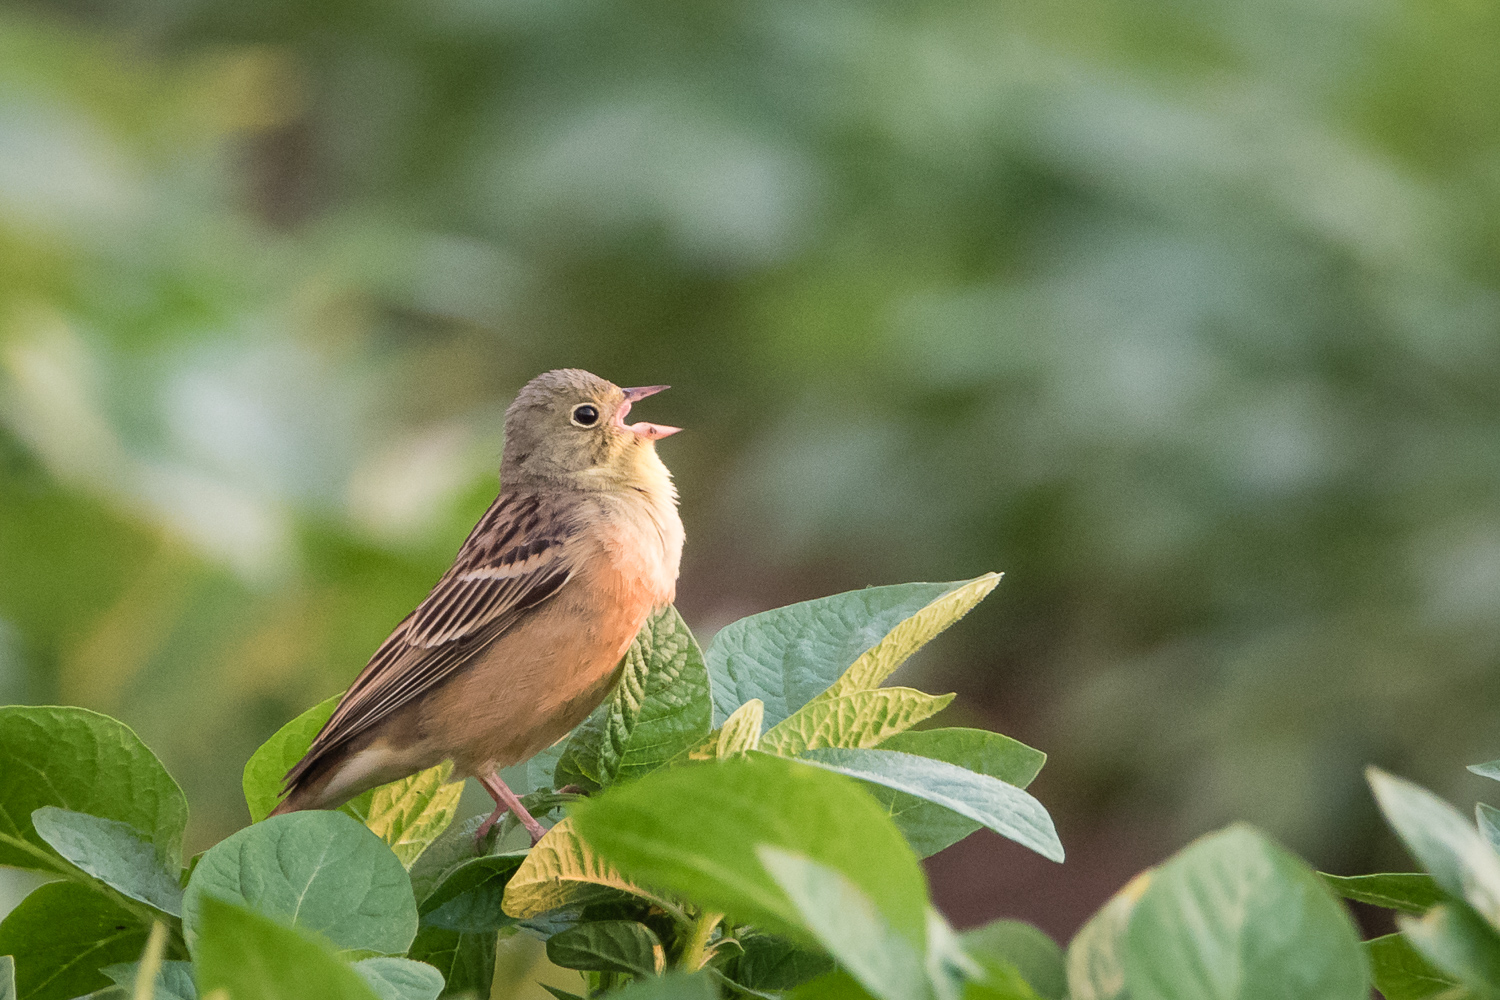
[617,385,682,440]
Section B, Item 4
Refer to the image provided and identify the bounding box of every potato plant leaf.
[182,810,417,957]
[1065,872,1152,1000]
[0,706,187,873]
[352,957,446,1000]
[760,689,954,755]
[194,895,383,1000]
[1123,823,1368,1000]
[792,749,1063,862]
[546,919,666,976]
[1479,804,1500,855]
[706,575,999,728]
[1320,872,1444,914]
[718,699,765,757]
[1364,932,1464,1000]
[0,881,149,1000]
[758,847,931,1000]
[1470,762,1500,783]
[1398,903,1500,997]
[406,926,496,998]
[727,933,835,992]
[363,762,464,868]
[241,693,373,824]
[554,605,713,792]
[30,806,184,916]
[418,853,526,933]
[607,972,720,1000]
[1370,768,1500,929]
[961,921,1065,1000]
[570,753,930,946]
[0,956,12,1000]
[502,816,672,919]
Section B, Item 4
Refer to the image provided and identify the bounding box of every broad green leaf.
[1480,804,1500,855]
[0,881,148,1000]
[758,847,930,1000]
[0,706,187,873]
[502,816,671,918]
[718,699,765,757]
[99,960,197,1000]
[1123,824,1368,1000]
[792,749,1063,862]
[962,963,1045,1000]
[607,972,719,1000]
[546,920,666,976]
[1365,932,1465,1000]
[364,762,464,868]
[1065,870,1150,1000]
[761,689,954,755]
[961,921,1064,1000]
[554,605,713,791]
[407,926,496,998]
[869,729,1046,857]
[1370,768,1500,928]
[791,970,885,1000]
[0,956,12,1000]
[242,693,373,824]
[30,807,183,916]
[194,895,382,1000]
[419,852,526,933]
[1320,872,1443,914]
[1471,763,1500,783]
[182,810,417,957]
[706,576,1000,728]
[571,753,930,946]
[353,957,445,1000]
[728,934,834,992]
[1399,904,1500,999]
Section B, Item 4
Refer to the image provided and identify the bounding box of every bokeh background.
[4,0,1500,944]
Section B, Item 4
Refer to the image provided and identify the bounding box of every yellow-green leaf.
[501,817,672,919]
[718,699,764,758]
[760,689,954,755]
[364,762,464,868]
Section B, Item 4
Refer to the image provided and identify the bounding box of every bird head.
[500,368,681,489]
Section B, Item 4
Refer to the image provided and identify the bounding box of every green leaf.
[868,730,1046,858]
[757,847,930,1000]
[727,934,834,992]
[1123,823,1368,1000]
[406,926,496,998]
[1065,870,1151,1000]
[194,895,382,1000]
[364,762,464,868]
[0,956,12,1000]
[706,576,1000,728]
[182,810,417,957]
[961,921,1064,1000]
[0,706,188,873]
[1399,904,1500,998]
[501,816,672,919]
[0,880,149,1000]
[1320,872,1444,914]
[792,749,1063,862]
[419,852,526,933]
[1480,805,1500,855]
[1471,763,1500,783]
[29,807,183,916]
[1365,932,1465,1000]
[242,693,374,824]
[1370,768,1500,928]
[570,753,930,946]
[760,689,954,755]
[99,960,197,1000]
[554,605,713,792]
[606,972,720,1000]
[546,920,666,976]
[352,957,446,1000]
[718,699,765,757]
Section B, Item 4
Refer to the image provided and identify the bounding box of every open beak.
[617,385,682,440]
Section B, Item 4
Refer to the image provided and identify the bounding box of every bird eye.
[570,404,600,427]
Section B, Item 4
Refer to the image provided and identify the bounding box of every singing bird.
[272,369,684,844]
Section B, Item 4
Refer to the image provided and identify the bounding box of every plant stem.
[679,910,724,971]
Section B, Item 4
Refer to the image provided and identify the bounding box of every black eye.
[570,404,600,427]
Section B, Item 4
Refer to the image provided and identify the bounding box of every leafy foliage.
[8,575,1500,1000]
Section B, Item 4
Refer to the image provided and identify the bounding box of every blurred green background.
[3,0,1500,940]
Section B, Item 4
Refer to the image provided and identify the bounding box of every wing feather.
[284,492,579,790]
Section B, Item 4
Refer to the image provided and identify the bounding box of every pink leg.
[476,771,547,846]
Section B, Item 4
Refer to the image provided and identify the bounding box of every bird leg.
[476,771,547,847]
